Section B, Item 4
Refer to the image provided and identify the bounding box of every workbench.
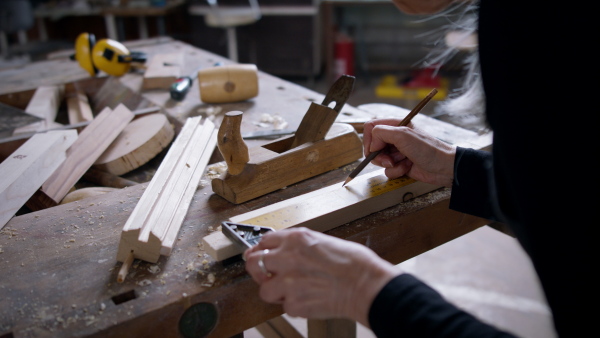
[0,37,491,337]
[33,0,186,42]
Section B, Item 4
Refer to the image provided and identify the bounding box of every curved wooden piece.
[217,111,249,175]
[94,113,174,176]
[60,187,119,205]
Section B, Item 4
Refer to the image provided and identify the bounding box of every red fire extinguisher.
[334,31,355,80]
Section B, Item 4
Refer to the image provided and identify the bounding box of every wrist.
[349,258,401,327]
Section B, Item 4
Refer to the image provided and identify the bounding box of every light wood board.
[204,169,440,260]
[0,130,77,229]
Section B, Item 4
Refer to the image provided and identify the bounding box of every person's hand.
[362,118,456,187]
[244,228,401,327]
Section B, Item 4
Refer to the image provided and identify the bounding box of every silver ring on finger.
[258,249,273,278]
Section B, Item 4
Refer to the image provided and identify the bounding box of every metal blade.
[320,74,355,113]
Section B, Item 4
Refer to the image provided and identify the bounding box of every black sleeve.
[368,274,516,338]
[448,147,498,221]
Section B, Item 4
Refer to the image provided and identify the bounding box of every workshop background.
[1,0,555,337]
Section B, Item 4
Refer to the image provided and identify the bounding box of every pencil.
[342,88,438,187]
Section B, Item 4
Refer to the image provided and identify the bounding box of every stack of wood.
[0,80,180,229]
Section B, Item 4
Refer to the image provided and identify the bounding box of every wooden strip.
[0,130,77,229]
[352,103,493,150]
[117,116,217,264]
[203,170,440,261]
[160,124,217,255]
[26,104,134,210]
[66,89,94,124]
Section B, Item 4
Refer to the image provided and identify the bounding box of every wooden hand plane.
[212,75,363,204]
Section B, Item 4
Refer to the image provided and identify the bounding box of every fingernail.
[383,160,392,168]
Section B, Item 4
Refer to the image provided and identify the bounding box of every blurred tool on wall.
[71,32,147,77]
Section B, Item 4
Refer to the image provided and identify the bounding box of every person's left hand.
[244,227,401,327]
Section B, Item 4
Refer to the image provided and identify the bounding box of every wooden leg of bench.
[255,315,303,338]
[307,318,356,338]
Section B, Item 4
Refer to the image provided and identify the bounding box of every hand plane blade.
[321,74,355,113]
[290,74,356,148]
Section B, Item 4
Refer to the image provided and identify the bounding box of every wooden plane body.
[212,122,362,204]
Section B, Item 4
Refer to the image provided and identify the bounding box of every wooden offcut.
[66,89,94,124]
[204,169,440,261]
[12,85,64,134]
[26,104,134,210]
[116,116,217,266]
[94,113,174,175]
[205,103,494,261]
[0,130,77,229]
[142,53,183,90]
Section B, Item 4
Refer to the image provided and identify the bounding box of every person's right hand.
[362,118,456,187]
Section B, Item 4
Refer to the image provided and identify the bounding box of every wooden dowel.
[342,88,438,187]
[117,250,134,283]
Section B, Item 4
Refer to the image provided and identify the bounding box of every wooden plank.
[93,113,174,175]
[204,170,440,261]
[26,104,134,210]
[142,53,183,90]
[12,85,64,135]
[116,116,217,265]
[0,130,77,229]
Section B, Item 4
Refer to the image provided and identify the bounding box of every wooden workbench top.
[0,38,491,337]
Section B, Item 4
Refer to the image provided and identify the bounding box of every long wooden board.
[204,169,440,260]
[26,104,134,210]
[0,130,77,229]
[116,115,217,264]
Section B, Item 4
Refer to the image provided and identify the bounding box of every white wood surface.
[0,130,77,229]
[117,116,218,264]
